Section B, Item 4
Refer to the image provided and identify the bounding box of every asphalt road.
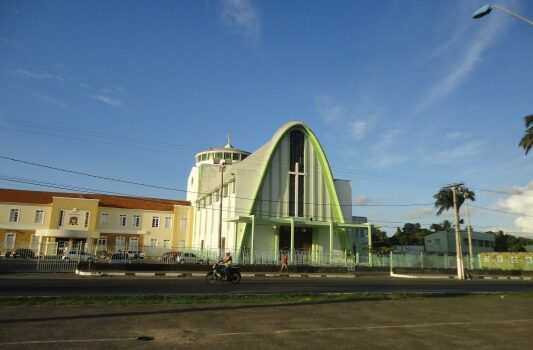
[1,275,533,296]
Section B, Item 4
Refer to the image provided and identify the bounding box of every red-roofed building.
[0,188,192,256]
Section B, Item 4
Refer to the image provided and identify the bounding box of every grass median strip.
[1,292,533,306]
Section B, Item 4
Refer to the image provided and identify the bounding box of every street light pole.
[214,158,232,259]
[473,4,533,26]
[218,161,226,258]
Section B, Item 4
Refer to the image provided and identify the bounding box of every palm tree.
[433,185,475,279]
[519,114,533,155]
[433,186,475,215]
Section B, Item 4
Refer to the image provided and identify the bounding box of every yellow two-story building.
[0,188,192,256]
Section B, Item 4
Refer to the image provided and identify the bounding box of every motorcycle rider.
[221,252,232,279]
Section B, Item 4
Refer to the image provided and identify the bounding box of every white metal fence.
[1,242,532,272]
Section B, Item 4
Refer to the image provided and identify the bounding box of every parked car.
[14,248,35,259]
[108,252,131,264]
[162,251,178,263]
[62,251,97,262]
[0,251,16,259]
[127,251,144,260]
[176,252,205,264]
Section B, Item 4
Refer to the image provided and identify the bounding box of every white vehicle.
[176,252,205,264]
[62,251,97,262]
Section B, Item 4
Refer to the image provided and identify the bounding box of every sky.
[0,0,532,238]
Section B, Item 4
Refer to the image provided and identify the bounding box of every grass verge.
[1,292,533,306]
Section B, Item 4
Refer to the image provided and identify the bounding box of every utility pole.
[450,184,465,280]
[465,201,474,270]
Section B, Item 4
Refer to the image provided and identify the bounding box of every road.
[1,275,533,296]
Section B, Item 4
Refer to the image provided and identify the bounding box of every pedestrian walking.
[280,252,288,273]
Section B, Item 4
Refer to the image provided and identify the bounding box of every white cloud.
[349,120,368,139]
[93,95,123,107]
[27,90,67,109]
[102,86,127,95]
[353,195,370,206]
[445,131,462,140]
[414,10,507,114]
[12,69,70,82]
[220,0,260,40]
[428,140,486,164]
[498,180,533,237]
[365,155,411,169]
[0,36,28,50]
[321,104,344,123]
[371,127,404,153]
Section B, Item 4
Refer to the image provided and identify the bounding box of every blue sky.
[1,0,532,237]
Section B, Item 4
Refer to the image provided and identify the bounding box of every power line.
[468,204,533,218]
[0,155,435,208]
[3,117,522,196]
[3,175,531,234]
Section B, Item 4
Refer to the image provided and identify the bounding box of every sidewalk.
[74,269,533,280]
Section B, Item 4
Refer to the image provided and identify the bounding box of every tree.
[433,186,476,215]
[370,226,388,245]
[489,230,533,252]
[518,114,533,155]
[392,223,430,245]
[434,185,476,279]
[430,220,452,232]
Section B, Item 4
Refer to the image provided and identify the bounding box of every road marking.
[0,337,138,346]
[214,318,533,336]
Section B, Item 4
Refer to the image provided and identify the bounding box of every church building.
[187,121,370,264]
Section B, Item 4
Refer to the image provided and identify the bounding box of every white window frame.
[511,256,518,264]
[497,256,503,263]
[179,218,187,230]
[151,216,160,228]
[150,238,158,247]
[9,209,20,223]
[179,239,186,248]
[34,210,45,224]
[164,217,172,229]
[163,239,171,249]
[4,232,16,249]
[129,237,139,251]
[132,215,141,228]
[526,257,532,265]
[97,236,107,247]
[118,214,127,227]
[116,237,126,251]
[100,213,109,227]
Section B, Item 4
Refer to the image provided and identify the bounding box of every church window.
[288,130,305,217]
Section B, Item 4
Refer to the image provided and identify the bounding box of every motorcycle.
[206,262,242,285]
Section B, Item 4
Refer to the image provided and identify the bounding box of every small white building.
[424,230,495,254]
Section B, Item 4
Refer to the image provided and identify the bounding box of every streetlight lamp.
[473,4,533,25]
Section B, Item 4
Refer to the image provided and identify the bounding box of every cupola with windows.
[193,135,250,165]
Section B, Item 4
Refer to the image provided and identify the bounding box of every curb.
[75,270,358,279]
[390,272,455,279]
[390,272,533,281]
